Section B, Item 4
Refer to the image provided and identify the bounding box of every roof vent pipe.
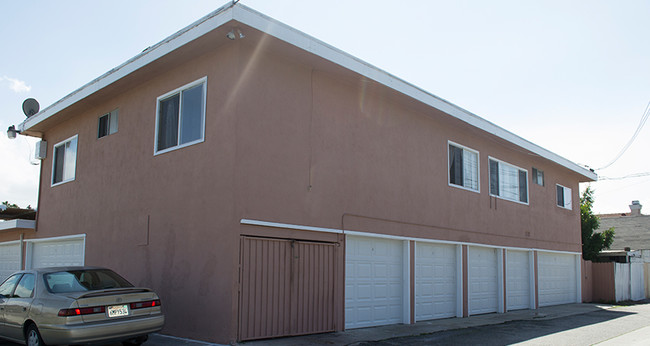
[629,200,642,216]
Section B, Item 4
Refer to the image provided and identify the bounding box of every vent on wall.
[35,140,47,160]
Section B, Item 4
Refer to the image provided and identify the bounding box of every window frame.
[97,109,119,139]
[0,273,22,297]
[532,167,545,186]
[447,141,480,193]
[154,76,207,155]
[51,135,79,187]
[556,184,573,210]
[488,156,529,205]
[14,273,35,298]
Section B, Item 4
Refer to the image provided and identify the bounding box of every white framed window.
[489,157,528,204]
[556,184,572,209]
[532,167,544,186]
[448,141,479,192]
[155,77,207,154]
[52,135,78,186]
[98,109,119,138]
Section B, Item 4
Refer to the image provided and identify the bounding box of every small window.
[155,77,206,154]
[532,168,544,186]
[489,157,528,204]
[98,109,119,138]
[556,184,572,209]
[13,274,35,298]
[52,135,78,186]
[448,142,479,192]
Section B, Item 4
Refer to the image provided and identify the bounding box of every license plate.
[107,304,129,318]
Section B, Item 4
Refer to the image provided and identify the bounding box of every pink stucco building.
[2,3,596,344]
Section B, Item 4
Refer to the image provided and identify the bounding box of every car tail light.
[130,299,161,310]
[58,306,106,316]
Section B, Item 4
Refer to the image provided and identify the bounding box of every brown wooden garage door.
[239,236,338,341]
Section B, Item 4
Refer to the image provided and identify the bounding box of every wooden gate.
[239,236,338,341]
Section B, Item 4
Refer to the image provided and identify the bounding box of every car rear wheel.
[26,324,46,346]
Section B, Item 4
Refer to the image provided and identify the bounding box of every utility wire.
[596,100,650,170]
[598,172,650,181]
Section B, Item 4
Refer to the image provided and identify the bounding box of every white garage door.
[0,241,21,282]
[538,252,578,306]
[506,250,531,310]
[27,237,85,269]
[469,246,498,315]
[345,236,404,329]
[415,242,457,321]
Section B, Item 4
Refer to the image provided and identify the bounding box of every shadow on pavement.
[353,308,635,346]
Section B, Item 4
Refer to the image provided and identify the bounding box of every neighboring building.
[0,207,36,281]
[598,201,650,263]
[1,3,597,344]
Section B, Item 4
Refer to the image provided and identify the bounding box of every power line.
[598,172,650,180]
[596,100,650,170]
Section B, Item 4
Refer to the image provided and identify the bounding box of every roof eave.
[18,3,597,181]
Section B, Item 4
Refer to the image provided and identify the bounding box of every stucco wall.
[231,37,582,252]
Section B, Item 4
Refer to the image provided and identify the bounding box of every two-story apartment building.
[2,3,597,343]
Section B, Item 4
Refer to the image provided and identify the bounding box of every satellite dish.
[23,98,40,117]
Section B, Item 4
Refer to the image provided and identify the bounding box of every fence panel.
[615,263,630,301]
[631,263,645,301]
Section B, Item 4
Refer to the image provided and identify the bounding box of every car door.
[0,274,22,337]
[3,273,35,341]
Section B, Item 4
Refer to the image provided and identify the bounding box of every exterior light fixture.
[226,29,245,40]
[7,125,20,139]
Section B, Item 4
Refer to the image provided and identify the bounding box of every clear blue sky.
[1,0,649,214]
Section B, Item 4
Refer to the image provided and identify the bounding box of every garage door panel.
[469,247,498,315]
[345,236,404,329]
[0,242,21,282]
[415,243,457,321]
[240,237,337,340]
[28,238,84,269]
[507,250,531,311]
[538,253,577,307]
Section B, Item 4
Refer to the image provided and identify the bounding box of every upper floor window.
[556,184,572,209]
[448,142,479,192]
[52,135,78,186]
[155,77,207,154]
[489,157,528,204]
[532,167,544,186]
[98,109,118,138]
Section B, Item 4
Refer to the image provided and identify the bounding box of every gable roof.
[598,214,650,250]
[18,3,597,181]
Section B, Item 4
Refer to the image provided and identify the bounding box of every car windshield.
[44,269,134,293]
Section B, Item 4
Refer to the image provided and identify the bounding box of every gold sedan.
[0,267,164,346]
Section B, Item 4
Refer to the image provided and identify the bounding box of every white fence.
[615,263,646,302]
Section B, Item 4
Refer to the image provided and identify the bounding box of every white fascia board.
[23,233,86,243]
[19,3,236,133]
[232,5,597,181]
[241,219,343,234]
[0,220,36,232]
[20,3,596,181]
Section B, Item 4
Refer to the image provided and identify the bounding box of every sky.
[1,0,649,214]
